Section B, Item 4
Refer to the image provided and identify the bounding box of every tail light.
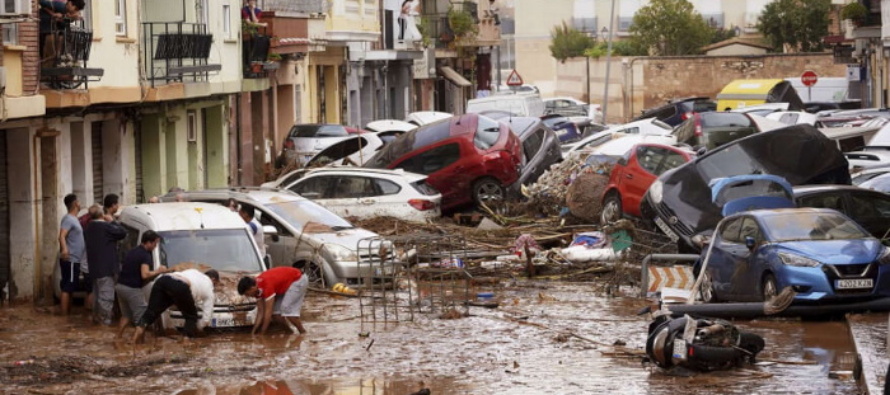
[408,199,436,211]
[283,139,295,150]
[681,111,693,121]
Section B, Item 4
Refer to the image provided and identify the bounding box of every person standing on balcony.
[39,0,85,68]
[241,0,264,24]
[398,0,422,43]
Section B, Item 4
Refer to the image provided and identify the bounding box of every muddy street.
[0,282,860,394]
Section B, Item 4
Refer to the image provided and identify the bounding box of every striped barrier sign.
[646,265,694,296]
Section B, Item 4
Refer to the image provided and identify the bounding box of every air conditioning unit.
[0,0,31,17]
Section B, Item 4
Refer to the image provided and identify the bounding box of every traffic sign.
[506,69,523,86]
[801,70,818,87]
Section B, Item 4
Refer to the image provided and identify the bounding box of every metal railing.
[40,18,103,89]
[141,22,221,87]
[243,26,272,79]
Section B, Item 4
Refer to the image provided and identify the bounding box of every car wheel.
[473,177,505,207]
[761,274,778,301]
[294,261,326,289]
[600,192,623,225]
[699,271,719,303]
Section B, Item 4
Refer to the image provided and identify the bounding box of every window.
[739,217,761,243]
[850,193,890,220]
[1,24,16,45]
[660,151,688,175]
[798,194,844,213]
[636,146,667,175]
[331,176,376,199]
[374,179,401,195]
[289,176,334,199]
[197,0,209,25]
[223,5,231,37]
[720,218,743,243]
[80,0,92,31]
[522,129,545,162]
[395,143,461,175]
[114,0,127,36]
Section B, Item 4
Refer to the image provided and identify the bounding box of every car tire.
[600,192,623,225]
[472,177,505,207]
[699,271,719,303]
[294,261,326,289]
[761,273,778,302]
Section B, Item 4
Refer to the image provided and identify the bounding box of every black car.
[640,124,851,252]
[794,185,890,242]
[633,97,717,127]
[672,112,759,151]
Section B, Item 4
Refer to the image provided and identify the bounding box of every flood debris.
[2,355,190,385]
[645,314,765,374]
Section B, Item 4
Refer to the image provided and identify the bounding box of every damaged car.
[497,116,562,187]
[364,114,522,211]
[641,124,851,252]
[117,202,266,329]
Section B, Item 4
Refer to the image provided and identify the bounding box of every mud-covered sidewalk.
[0,282,860,394]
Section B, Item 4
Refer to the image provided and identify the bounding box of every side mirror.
[695,147,707,156]
[745,236,756,250]
[262,225,278,236]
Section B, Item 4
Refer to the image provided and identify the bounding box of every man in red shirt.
[237,267,308,335]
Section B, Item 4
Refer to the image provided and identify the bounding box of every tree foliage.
[549,22,596,63]
[628,0,713,56]
[710,27,737,45]
[583,41,647,58]
[757,0,830,53]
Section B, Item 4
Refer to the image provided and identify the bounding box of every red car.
[600,143,694,223]
[364,114,522,211]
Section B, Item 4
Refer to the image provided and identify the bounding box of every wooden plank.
[847,313,889,395]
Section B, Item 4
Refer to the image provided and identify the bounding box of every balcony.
[259,0,327,15]
[242,26,279,79]
[421,1,500,49]
[40,20,104,90]
[141,22,221,87]
[258,11,314,54]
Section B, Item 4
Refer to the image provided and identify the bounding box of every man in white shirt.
[131,268,218,343]
[238,204,266,256]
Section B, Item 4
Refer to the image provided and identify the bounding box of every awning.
[438,66,472,87]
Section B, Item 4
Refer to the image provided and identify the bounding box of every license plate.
[211,318,235,327]
[672,339,687,360]
[654,216,680,242]
[835,278,873,289]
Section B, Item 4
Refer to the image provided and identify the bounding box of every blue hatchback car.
[700,208,890,303]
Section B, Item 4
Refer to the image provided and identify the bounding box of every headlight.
[325,244,358,262]
[778,252,820,267]
[879,248,890,265]
[649,180,664,204]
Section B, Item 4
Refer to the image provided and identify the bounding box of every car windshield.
[762,212,870,242]
[264,200,354,234]
[290,125,348,138]
[158,229,263,272]
[692,100,717,113]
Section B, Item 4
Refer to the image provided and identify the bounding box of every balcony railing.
[259,0,327,14]
[141,22,221,87]
[40,19,103,90]
[243,26,278,78]
[259,11,312,54]
[419,14,453,50]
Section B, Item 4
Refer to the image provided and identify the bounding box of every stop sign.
[801,70,818,87]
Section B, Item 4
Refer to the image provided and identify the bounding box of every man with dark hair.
[115,230,168,339]
[238,204,265,256]
[237,267,308,335]
[39,0,85,68]
[58,193,84,315]
[77,203,101,310]
[84,194,126,325]
[132,268,219,343]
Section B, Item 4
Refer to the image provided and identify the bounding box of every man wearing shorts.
[237,267,308,335]
[115,230,168,339]
[58,193,84,315]
[132,269,219,343]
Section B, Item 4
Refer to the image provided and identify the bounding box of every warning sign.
[506,69,523,86]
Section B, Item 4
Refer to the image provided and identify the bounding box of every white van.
[466,92,546,117]
[117,202,265,329]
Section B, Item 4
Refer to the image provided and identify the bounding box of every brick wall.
[20,0,39,95]
[555,53,849,123]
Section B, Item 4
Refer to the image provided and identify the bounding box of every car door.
[845,191,890,241]
[254,205,299,269]
[736,217,766,301]
[708,217,743,300]
[521,127,546,183]
[393,142,464,203]
[621,146,667,215]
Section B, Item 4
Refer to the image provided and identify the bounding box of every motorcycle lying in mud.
[644,313,765,372]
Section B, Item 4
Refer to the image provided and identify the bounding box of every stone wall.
[555,53,849,123]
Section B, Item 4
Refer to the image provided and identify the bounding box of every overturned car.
[641,124,851,252]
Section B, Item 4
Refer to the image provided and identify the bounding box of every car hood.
[306,227,381,250]
[214,270,260,306]
[776,239,882,265]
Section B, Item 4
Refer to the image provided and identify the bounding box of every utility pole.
[602,0,616,123]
